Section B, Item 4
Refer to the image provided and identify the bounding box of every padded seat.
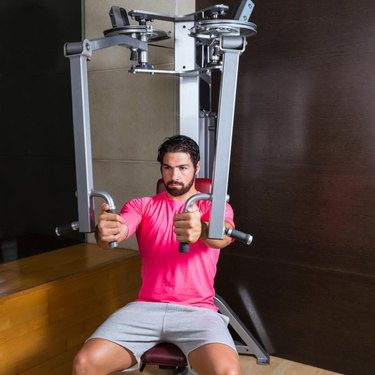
[140,343,188,373]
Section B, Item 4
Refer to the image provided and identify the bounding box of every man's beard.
[165,176,195,197]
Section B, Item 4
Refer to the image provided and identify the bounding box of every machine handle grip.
[224,227,253,245]
[55,221,79,236]
[107,209,118,248]
[178,228,253,252]
[179,242,190,253]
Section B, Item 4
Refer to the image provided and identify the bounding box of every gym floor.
[125,355,342,375]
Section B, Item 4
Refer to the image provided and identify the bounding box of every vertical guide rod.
[175,21,201,174]
[209,47,241,239]
[62,34,147,241]
[68,51,95,233]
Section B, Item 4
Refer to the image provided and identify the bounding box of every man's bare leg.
[188,343,240,375]
[72,338,137,375]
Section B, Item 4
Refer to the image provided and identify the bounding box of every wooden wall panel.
[198,1,375,374]
[0,245,141,374]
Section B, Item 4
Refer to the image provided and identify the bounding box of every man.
[72,135,240,375]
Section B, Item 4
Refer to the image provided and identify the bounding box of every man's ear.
[195,161,201,175]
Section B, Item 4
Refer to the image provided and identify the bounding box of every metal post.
[214,295,270,365]
[61,35,148,236]
[67,50,95,233]
[209,40,243,239]
[199,111,216,178]
[175,21,200,145]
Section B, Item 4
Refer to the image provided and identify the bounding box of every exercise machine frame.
[57,1,269,365]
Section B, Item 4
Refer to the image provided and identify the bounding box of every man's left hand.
[174,204,202,244]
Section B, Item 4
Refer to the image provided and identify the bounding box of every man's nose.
[172,168,181,180]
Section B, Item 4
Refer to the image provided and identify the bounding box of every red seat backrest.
[156,178,212,194]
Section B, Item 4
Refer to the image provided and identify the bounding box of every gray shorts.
[88,301,237,372]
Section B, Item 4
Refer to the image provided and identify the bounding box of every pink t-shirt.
[119,191,234,311]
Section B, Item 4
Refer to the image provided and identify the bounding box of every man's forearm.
[199,221,233,249]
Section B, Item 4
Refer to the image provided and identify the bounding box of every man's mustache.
[167,180,184,187]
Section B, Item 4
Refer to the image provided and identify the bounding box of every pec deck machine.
[57,0,270,365]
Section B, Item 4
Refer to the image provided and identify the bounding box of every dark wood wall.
[197,1,375,374]
[0,0,83,262]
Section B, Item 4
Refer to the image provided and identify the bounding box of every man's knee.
[189,343,241,375]
[72,350,97,374]
[224,367,240,375]
[192,364,240,375]
[219,362,241,375]
[73,344,112,374]
[72,339,136,375]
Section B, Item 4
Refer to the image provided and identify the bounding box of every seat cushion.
[141,343,187,367]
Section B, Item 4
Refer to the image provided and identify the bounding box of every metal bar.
[180,193,251,252]
[179,75,200,142]
[199,113,208,177]
[214,295,270,364]
[209,49,241,239]
[206,114,217,178]
[90,34,148,52]
[64,36,147,235]
[129,65,222,76]
[179,193,212,253]
[234,0,255,22]
[175,21,200,146]
[128,5,229,23]
[68,54,95,233]
[199,111,216,178]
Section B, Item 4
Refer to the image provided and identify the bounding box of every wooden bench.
[0,243,141,375]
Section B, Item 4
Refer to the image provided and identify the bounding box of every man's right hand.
[96,203,128,248]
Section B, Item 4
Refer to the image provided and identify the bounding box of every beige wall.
[84,1,194,248]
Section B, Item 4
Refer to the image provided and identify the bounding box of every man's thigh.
[164,304,236,355]
[188,343,240,375]
[87,302,166,369]
[74,338,136,373]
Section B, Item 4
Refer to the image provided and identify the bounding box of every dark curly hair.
[157,135,200,168]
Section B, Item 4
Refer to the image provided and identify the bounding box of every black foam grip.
[65,42,83,56]
[107,209,118,248]
[179,242,190,253]
[226,227,253,245]
[55,223,78,236]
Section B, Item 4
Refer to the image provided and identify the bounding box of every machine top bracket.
[191,19,257,41]
[128,4,229,24]
[103,25,171,43]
